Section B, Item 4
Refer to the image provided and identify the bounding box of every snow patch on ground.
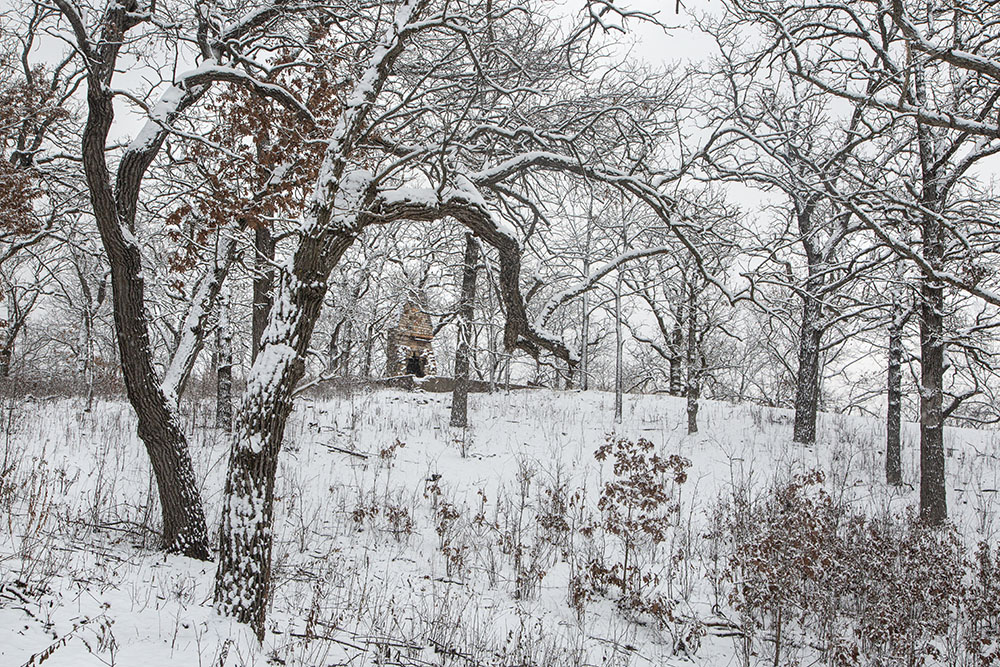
[2,390,998,665]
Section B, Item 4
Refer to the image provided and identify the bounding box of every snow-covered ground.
[2,389,998,666]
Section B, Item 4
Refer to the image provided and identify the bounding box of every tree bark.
[580,223,592,391]
[791,200,825,446]
[215,227,356,638]
[614,270,623,424]
[327,320,342,373]
[792,294,823,445]
[670,315,683,396]
[450,233,479,428]
[686,282,700,435]
[213,1,424,623]
[340,322,353,377]
[918,273,946,524]
[70,4,210,559]
[216,289,233,433]
[83,301,96,411]
[252,225,275,362]
[580,290,590,390]
[914,62,948,526]
[214,0,583,636]
[886,298,904,486]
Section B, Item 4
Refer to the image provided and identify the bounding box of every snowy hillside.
[2,389,997,666]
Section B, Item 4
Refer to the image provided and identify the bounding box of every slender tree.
[450,233,480,428]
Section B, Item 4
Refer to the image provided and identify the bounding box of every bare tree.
[450,233,480,428]
[698,21,889,444]
[213,0,690,637]
[48,0,321,557]
[745,0,1000,523]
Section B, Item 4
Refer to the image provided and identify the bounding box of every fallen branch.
[322,443,369,459]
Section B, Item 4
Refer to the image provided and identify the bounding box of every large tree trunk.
[0,343,11,378]
[792,294,823,444]
[914,63,948,526]
[105,238,212,559]
[214,2,579,636]
[213,14,410,617]
[886,298,904,486]
[215,227,356,638]
[77,42,210,560]
[918,274,946,524]
[450,233,479,428]
[216,289,233,433]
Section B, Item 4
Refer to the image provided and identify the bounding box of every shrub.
[965,542,1000,666]
[578,435,690,629]
[723,470,969,667]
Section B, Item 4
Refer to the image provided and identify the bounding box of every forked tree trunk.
[215,228,357,637]
[450,233,479,428]
[212,9,419,617]
[216,289,233,433]
[214,1,582,637]
[76,32,210,559]
[886,299,904,486]
[792,294,823,445]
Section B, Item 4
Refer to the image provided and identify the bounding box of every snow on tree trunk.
[670,317,683,397]
[919,200,948,524]
[914,78,948,525]
[792,295,823,445]
[886,298,904,486]
[212,5,404,614]
[75,39,211,559]
[216,288,233,433]
[252,225,275,363]
[614,270,623,424]
[83,303,96,412]
[580,288,590,391]
[214,226,358,638]
[450,233,479,428]
[580,221,592,391]
[686,283,700,435]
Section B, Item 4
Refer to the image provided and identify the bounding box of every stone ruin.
[386,300,435,377]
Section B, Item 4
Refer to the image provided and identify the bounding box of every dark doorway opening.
[405,354,424,377]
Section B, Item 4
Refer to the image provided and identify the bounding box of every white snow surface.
[2,390,998,666]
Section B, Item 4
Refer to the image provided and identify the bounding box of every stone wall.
[386,302,436,377]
